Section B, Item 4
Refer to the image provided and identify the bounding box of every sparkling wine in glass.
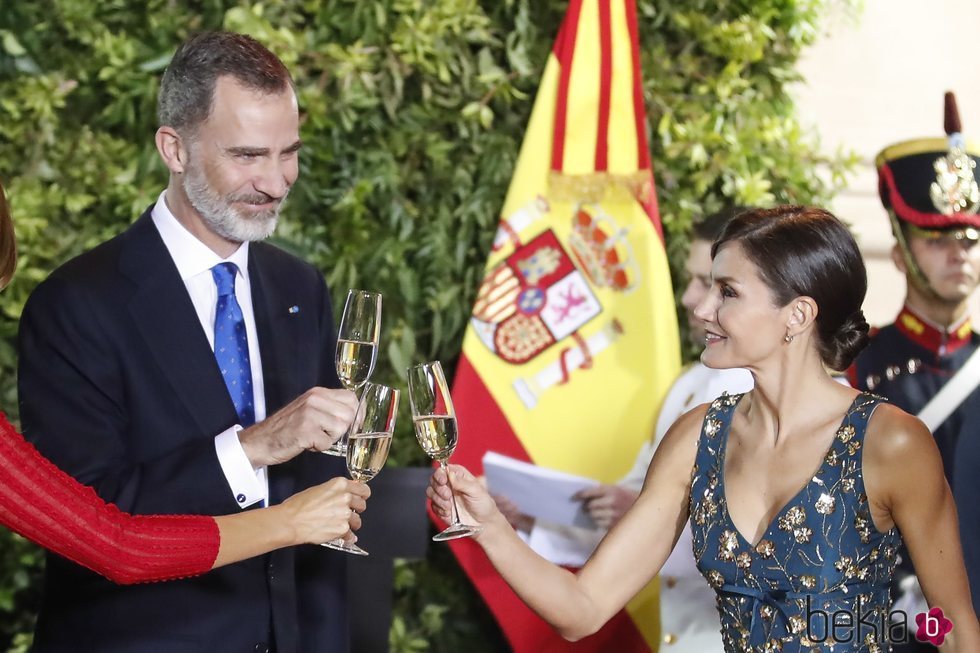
[407,361,480,541]
[324,289,381,457]
[321,382,398,556]
[337,339,378,391]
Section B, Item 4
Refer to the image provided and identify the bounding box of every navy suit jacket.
[953,398,980,617]
[18,209,349,653]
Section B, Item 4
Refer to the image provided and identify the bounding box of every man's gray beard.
[182,164,282,243]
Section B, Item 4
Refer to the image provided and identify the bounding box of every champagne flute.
[325,289,382,457]
[407,361,480,541]
[320,382,399,556]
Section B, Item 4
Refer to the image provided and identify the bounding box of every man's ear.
[890,243,908,274]
[155,126,187,175]
[786,296,818,339]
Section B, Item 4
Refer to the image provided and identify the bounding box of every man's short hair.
[157,31,294,134]
[692,206,751,243]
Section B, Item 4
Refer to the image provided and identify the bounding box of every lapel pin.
[288,305,300,314]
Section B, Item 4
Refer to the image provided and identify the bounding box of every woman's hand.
[427,464,503,534]
[279,477,370,545]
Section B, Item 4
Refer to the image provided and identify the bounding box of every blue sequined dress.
[690,392,901,652]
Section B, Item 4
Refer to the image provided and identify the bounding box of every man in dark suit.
[18,32,360,653]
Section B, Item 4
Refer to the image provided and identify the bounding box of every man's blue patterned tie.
[212,262,255,427]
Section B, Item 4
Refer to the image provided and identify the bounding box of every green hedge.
[0,1,855,650]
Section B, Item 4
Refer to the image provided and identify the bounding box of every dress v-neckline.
[718,392,862,549]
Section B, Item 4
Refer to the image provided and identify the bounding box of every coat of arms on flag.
[473,203,637,359]
[473,227,601,365]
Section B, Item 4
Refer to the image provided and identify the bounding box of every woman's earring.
[784,333,794,343]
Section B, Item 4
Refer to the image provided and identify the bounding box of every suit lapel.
[249,244,306,501]
[121,215,308,502]
[120,212,240,435]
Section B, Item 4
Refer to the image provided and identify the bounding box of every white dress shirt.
[151,191,269,508]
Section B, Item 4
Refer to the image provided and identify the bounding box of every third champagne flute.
[325,289,381,457]
[320,382,399,556]
[407,361,480,541]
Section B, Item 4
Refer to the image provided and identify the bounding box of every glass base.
[321,442,347,457]
[319,538,368,556]
[432,523,481,542]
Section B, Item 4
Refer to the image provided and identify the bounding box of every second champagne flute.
[320,382,399,556]
[325,289,382,457]
[407,361,481,541]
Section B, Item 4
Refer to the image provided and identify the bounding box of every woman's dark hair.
[0,180,15,289]
[711,206,869,371]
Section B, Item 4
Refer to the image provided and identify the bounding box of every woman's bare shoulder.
[638,401,712,494]
[655,395,730,457]
[864,401,937,464]
[664,401,711,441]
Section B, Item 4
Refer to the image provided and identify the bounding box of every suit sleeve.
[18,275,240,516]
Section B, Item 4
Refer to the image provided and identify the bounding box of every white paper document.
[482,451,599,529]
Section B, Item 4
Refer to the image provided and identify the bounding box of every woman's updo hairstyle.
[711,206,869,371]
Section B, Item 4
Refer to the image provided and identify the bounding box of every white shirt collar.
[150,190,250,281]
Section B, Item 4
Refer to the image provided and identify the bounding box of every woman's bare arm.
[865,404,980,652]
[427,404,706,640]
[212,478,369,569]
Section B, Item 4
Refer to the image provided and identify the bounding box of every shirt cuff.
[214,425,268,509]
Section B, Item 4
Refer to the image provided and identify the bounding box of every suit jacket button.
[254,644,269,653]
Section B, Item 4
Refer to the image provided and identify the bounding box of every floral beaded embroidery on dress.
[689,393,901,652]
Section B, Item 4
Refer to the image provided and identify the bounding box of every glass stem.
[439,460,462,527]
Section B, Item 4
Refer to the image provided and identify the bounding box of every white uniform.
[524,364,753,652]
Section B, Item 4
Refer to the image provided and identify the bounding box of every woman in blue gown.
[428,206,979,652]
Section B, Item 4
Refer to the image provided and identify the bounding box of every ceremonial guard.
[852,92,980,645]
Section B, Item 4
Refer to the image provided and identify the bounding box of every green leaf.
[1,30,26,57]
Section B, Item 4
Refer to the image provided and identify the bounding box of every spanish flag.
[448,0,680,650]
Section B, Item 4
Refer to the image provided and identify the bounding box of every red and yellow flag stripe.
[447,1,680,650]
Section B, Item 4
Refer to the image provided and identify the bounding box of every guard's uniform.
[952,391,980,617]
[850,306,978,483]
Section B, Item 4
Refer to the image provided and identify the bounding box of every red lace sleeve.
[0,413,219,584]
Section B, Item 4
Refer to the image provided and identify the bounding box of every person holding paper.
[430,206,979,652]
[849,92,980,645]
